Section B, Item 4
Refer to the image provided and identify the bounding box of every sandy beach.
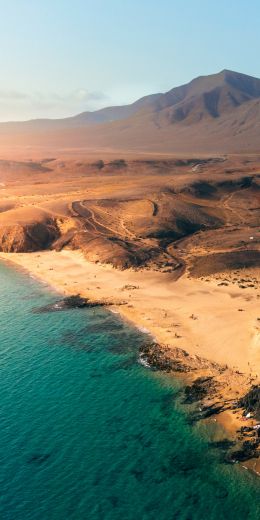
[1,249,259,375]
[1,249,260,472]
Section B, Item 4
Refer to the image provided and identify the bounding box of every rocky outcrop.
[139,343,192,372]
[34,295,107,312]
[34,294,126,313]
[0,220,59,252]
[184,376,219,403]
[238,385,260,421]
[225,440,260,463]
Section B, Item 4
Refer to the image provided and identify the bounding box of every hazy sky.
[0,0,259,121]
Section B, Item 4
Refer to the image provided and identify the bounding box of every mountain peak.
[156,69,260,122]
[219,68,237,75]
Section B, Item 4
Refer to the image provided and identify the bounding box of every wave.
[138,353,151,368]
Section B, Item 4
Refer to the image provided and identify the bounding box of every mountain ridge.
[1,69,260,126]
[0,69,260,154]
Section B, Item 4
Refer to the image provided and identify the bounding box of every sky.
[0,0,259,121]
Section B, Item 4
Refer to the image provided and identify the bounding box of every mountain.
[146,69,260,122]
[69,92,162,126]
[0,92,163,131]
[0,70,260,153]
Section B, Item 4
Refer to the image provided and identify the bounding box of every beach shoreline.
[1,249,260,473]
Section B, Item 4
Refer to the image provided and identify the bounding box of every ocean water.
[0,261,259,520]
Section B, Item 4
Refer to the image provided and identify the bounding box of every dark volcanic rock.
[184,376,216,403]
[139,342,191,372]
[34,294,108,313]
[238,385,260,421]
[225,440,260,463]
[201,404,226,418]
[61,295,91,308]
[189,402,227,424]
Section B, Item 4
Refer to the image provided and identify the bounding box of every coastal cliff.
[0,221,59,252]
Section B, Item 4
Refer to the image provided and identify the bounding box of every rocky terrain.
[140,342,260,466]
[0,154,259,278]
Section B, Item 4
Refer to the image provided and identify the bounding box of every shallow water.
[0,261,259,520]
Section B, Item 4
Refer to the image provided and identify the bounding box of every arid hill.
[0,154,259,275]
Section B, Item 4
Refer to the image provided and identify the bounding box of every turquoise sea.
[0,260,259,520]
